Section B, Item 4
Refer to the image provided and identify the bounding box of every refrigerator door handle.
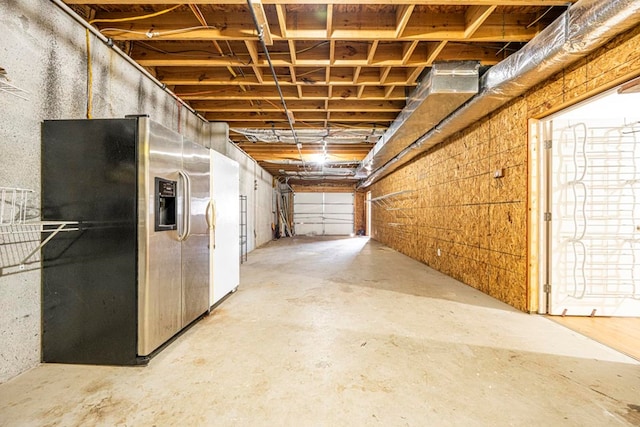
[177,170,192,241]
[206,199,215,230]
[207,200,216,249]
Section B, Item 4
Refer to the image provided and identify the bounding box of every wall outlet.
[493,168,504,179]
[437,248,441,256]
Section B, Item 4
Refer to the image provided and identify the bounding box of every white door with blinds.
[293,192,354,236]
[544,90,640,316]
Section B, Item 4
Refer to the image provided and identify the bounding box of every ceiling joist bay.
[65,0,573,184]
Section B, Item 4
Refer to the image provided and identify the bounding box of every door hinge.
[544,140,552,149]
[543,284,551,293]
[544,212,552,221]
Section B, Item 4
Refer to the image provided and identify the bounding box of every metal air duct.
[357,61,479,177]
[359,0,640,187]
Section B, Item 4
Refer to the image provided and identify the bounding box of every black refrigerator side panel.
[42,119,139,365]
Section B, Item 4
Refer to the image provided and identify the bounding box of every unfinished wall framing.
[370,23,640,312]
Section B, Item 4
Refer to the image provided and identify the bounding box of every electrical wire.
[135,41,231,57]
[134,41,254,68]
[526,6,555,29]
[186,4,244,88]
[98,26,220,38]
[89,5,182,25]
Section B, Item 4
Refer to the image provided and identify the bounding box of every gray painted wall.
[0,0,273,382]
[226,144,276,251]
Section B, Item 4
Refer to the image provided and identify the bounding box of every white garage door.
[294,192,354,236]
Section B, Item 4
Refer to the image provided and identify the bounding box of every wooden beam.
[367,41,378,65]
[68,1,576,6]
[401,13,539,42]
[384,85,396,99]
[253,66,264,83]
[329,40,336,65]
[379,66,392,85]
[237,143,375,156]
[353,66,362,85]
[275,4,288,38]
[326,4,334,38]
[402,40,419,65]
[426,41,448,65]
[177,85,299,100]
[395,5,415,38]
[192,99,330,111]
[245,40,260,65]
[289,66,297,83]
[94,11,540,43]
[406,66,425,84]
[227,120,389,129]
[249,0,273,45]
[464,5,497,39]
[288,40,297,64]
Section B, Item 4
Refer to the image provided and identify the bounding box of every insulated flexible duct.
[359,0,640,187]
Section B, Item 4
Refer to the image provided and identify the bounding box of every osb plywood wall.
[370,24,640,312]
[354,191,366,234]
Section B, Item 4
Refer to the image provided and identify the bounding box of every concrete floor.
[1,236,639,426]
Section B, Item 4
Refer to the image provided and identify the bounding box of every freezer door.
[181,139,211,326]
[210,150,240,306]
[138,118,183,356]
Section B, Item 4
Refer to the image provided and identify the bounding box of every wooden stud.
[464,5,497,39]
[402,41,420,65]
[326,4,334,38]
[395,5,416,38]
[426,41,448,65]
[275,4,288,39]
[367,41,379,65]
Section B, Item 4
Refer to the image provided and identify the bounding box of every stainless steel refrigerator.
[41,116,211,365]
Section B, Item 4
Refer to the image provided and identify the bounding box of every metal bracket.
[19,223,75,266]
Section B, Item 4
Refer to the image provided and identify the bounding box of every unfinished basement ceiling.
[65,0,572,185]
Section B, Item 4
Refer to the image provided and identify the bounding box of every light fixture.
[310,153,326,165]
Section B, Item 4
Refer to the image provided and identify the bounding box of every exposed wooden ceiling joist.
[66,1,574,5]
[65,0,573,185]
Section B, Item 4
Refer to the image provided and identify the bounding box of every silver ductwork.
[359,0,640,187]
[357,61,480,177]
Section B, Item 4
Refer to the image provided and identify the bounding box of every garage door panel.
[295,193,323,204]
[294,204,323,214]
[325,193,352,203]
[296,223,324,235]
[294,192,354,236]
[325,224,354,235]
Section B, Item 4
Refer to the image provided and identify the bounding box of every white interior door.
[545,89,640,316]
[294,192,354,236]
[210,150,240,307]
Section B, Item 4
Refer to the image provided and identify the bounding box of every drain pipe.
[49,0,207,124]
[359,0,640,188]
